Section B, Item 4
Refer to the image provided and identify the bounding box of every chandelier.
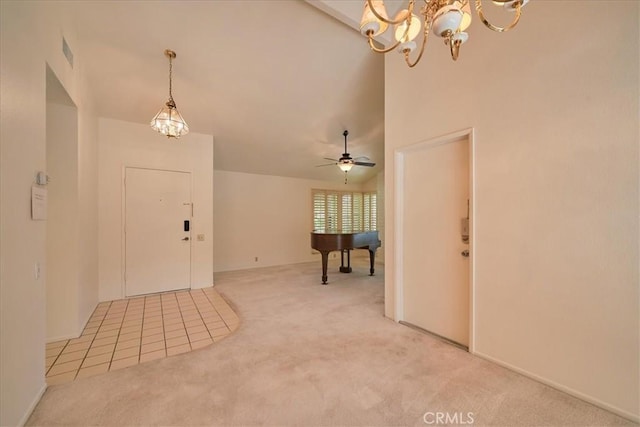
[360,0,529,66]
[150,49,189,138]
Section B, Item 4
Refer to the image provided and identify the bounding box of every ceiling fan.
[317,130,375,180]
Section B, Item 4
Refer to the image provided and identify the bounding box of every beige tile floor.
[45,287,239,385]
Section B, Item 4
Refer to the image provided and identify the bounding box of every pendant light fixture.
[150,49,189,138]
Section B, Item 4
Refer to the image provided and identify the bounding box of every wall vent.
[62,37,73,68]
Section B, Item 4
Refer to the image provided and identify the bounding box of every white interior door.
[125,167,192,297]
[401,137,470,347]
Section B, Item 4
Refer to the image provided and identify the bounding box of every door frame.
[121,166,193,298]
[394,128,476,352]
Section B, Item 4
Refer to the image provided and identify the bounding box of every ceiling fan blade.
[354,161,376,167]
[354,156,370,161]
[323,157,339,162]
[315,163,337,167]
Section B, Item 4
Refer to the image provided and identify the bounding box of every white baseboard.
[18,383,47,426]
[473,350,639,423]
[191,283,214,290]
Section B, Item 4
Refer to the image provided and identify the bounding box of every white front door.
[125,167,192,297]
[401,136,470,347]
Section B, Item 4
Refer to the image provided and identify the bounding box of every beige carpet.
[28,259,636,426]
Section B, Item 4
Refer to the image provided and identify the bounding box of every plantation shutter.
[313,191,326,231]
[363,192,377,231]
[353,193,363,231]
[326,192,339,231]
[341,193,352,232]
[364,193,372,231]
[312,189,377,233]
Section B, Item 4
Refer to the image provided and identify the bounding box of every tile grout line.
[142,296,162,357]
[200,288,232,341]
[160,293,168,355]
[139,296,149,362]
[107,298,131,372]
[187,289,214,341]
[201,288,227,329]
[162,293,180,353]
[45,340,70,377]
[202,289,233,331]
[176,292,194,349]
[71,301,112,381]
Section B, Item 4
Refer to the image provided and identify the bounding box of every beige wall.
[46,92,80,341]
[384,1,638,420]
[0,1,99,425]
[213,170,368,273]
[77,84,100,340]
[98,118,214,302]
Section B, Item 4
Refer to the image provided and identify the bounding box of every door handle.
[182,237,189,241]
[461,249,469,257]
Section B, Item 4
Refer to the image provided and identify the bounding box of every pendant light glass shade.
[151,49,189,138]
[150,101,189,138]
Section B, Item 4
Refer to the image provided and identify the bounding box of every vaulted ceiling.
[69,0,386,184]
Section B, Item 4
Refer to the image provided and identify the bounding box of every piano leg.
[320,251,329,284]
[339,249,352,273]
[368,249,376,276]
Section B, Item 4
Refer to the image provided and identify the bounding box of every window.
[312,189,377,232]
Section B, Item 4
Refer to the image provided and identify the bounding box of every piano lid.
[311,229,377,234]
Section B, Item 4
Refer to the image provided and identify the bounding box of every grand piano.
[310,230,381,284]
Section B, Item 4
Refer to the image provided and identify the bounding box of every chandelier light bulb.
[360,0,389,36]
[458,0,473,31]
[394,10,421,43]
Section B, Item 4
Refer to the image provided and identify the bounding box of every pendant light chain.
[167,53,175,107]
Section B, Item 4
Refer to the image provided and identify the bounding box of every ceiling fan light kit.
[318,130,376,183]
[360,0,528,66]
[151,49,190,138]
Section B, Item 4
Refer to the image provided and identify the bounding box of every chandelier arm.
[367,36,404,54]
[366,10,411,53]
[403,24,430,68]
[366,0,417,25]
[449,37,461,60]
[403,5,437,68]
[475,0,521,32]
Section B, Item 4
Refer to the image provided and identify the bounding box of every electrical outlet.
[197,234,205,241]
[34,262,40,280]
